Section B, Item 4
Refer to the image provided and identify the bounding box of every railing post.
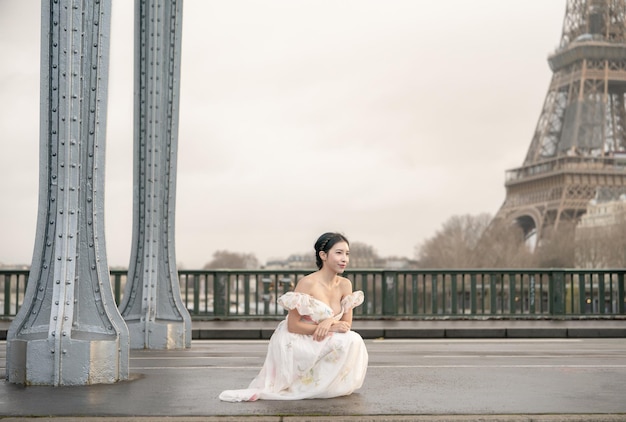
[470,274,477,315]
[489,274,497,315]
[578,273,587,314]
[214,273,227,316]
[113,273,122,305]
[450,273,458,315]
[432,273,439,315]
[382,272,397,316]
[262,277,272,316]
[244,274,251,315]
[550,270,566,315]
[3,274,10,316]
[411,273,419,315]
[193,274,200,316]
[508,273,516,314]
[618,272,625,314]
[598,273,606,314]
[529,274,536,314]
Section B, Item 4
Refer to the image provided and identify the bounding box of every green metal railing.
[1,269,625,319]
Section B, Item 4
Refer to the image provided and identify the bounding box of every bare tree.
[415,214,492,268]
[474,218,535,268]
[348,242,384,268]
[575,225,612,268]
[576,213,626,268]
[204,250,259,269]
[415,214,542,268]
[534,222,576,268]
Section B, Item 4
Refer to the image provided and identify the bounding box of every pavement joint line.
[130,364,626,370]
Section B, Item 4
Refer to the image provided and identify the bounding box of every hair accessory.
[319,236,331,252]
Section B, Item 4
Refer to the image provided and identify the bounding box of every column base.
[6,333,128,386]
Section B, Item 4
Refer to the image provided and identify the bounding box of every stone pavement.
[0,320,625,422]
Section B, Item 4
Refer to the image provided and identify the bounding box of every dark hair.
[314,232,349,269]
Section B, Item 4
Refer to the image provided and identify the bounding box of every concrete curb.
[3,319,626,340]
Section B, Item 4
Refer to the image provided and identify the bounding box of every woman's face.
[322,241,350,273]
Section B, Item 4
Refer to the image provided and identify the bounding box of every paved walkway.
[0,321,625,421]
[1,338,625,421]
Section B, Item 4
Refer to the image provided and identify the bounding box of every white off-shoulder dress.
[219,291,368,402]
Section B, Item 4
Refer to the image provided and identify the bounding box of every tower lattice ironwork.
[495,0,626,242]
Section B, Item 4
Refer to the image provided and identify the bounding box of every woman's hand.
[330,321,350,333]
[312,319,335,341]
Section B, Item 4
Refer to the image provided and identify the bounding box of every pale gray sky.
[0,0,567,268]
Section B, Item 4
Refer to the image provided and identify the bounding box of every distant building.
[265,254,315,270]
[575,191,626,268]
[577,194,626,229]
[383,257,418,270]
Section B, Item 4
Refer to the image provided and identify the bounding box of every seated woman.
[219,232,368,402]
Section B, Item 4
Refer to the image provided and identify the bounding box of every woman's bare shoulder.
[338,276,353,293]
[294,274,316,293]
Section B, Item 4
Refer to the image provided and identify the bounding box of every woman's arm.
[286,308,318,335]
[330,278,354,332]
[287,308,340,341]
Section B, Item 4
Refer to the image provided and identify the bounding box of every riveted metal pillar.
[118,0,191,349]
[6,0,129,385]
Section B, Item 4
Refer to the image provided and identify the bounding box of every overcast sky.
[0,0,567,268]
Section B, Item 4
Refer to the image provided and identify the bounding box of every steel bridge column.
[118,0,191,349]
[5,0,129,385]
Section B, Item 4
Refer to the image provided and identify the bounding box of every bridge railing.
[1,269,625,319]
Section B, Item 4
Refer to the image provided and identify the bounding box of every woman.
[219,232,368,401]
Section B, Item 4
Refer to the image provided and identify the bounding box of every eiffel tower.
[495,0,626,244]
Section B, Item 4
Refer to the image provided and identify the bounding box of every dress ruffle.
[278,291,364,318]
[340,290,364,311]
